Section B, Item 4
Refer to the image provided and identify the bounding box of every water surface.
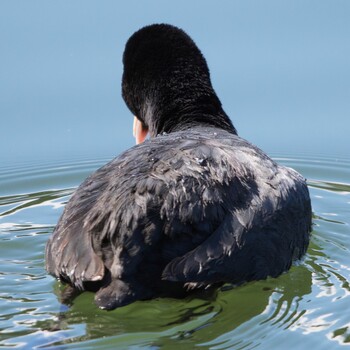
[1,154,349,349]
[1,1,349,348]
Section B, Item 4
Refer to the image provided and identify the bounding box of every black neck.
[141,88,237,137]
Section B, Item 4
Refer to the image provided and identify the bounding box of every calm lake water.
[1,152,349,349]
[1,1,349,349]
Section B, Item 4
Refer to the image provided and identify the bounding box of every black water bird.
[45,24,312,310]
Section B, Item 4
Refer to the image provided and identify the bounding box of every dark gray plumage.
[45,24,312,310]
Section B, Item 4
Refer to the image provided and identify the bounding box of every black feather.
[45,24,312,310]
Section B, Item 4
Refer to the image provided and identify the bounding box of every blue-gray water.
[1,1,350,349]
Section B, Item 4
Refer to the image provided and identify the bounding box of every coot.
[45,24,312,310]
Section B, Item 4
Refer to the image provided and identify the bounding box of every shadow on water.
[22,261,313,350]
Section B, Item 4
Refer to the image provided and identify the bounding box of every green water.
[0,154,349,349]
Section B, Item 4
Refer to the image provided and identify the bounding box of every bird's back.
[46,127,312,309]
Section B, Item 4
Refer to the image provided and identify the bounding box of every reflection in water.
[0,156,350,349]
[0,188,73,217]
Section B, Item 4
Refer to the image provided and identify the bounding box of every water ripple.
[0,155,349,349]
